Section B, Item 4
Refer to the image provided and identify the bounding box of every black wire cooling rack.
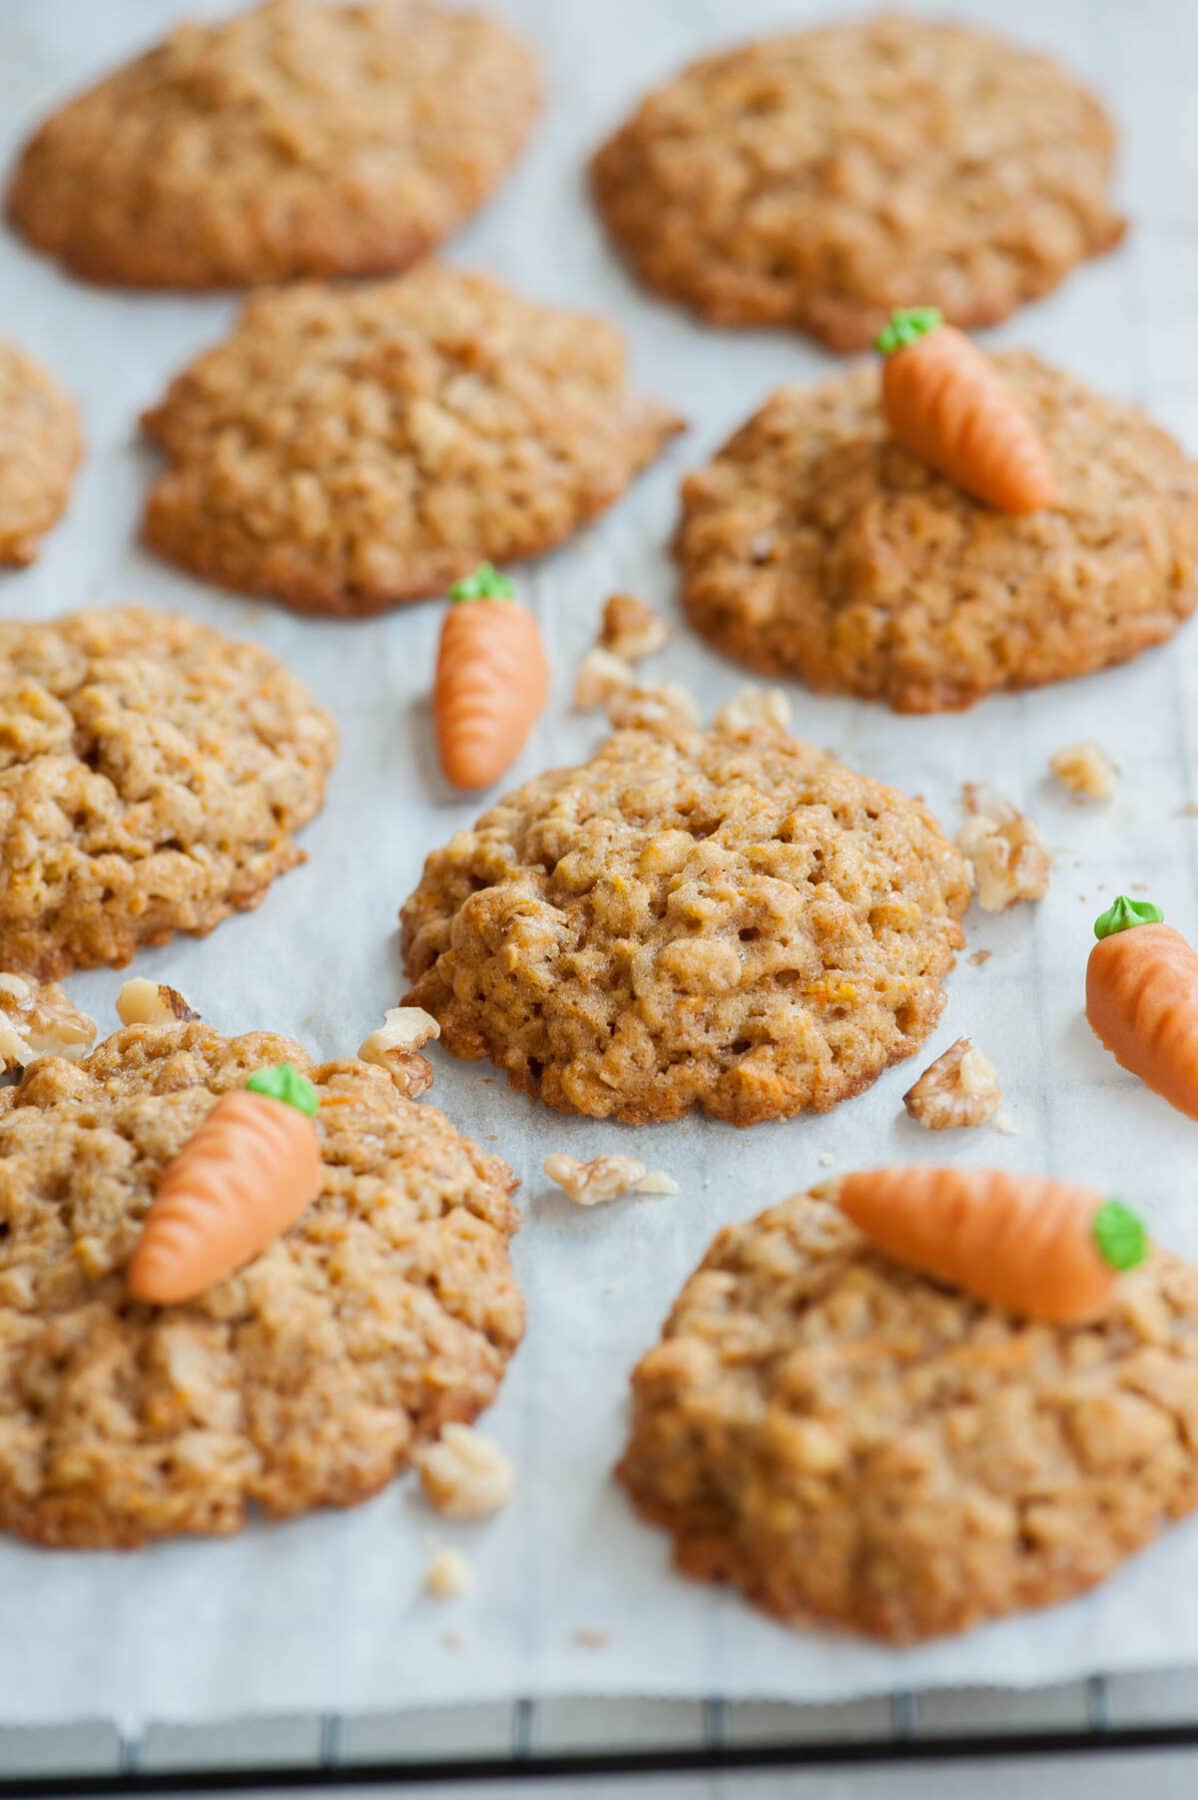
[6,1681,1198,1794]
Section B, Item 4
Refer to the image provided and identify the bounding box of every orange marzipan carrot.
[434,564,549,791]
[837,1165,1147,1324]
[876,308,1056,515]
[128,1081,322,1305]
[1086,895,1198,1120]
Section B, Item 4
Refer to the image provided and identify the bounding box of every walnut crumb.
[992,1111,1017,1135]
[968,949,993,967]
[357,1006,439,1098]
[572,1627,610,1649]
[817,1152,834,1167]
[957,784,1051,912]
[713,685,792,734]
[413,1425,514,1520]
[425,1548,473,1599]
[1050,741,1117,801]
[115,978,200,1028]
[903,1037,1002,1130]
[598,592,668,662]
[0,973,96,1073]
[544,1152,675,1204]
[574,646,633,711]
[606,681,699,732]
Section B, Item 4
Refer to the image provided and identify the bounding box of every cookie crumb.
[572,1627,609,1649]
[413,1425,514,1520]
[991,1111,1017,1135]
[713,685,792,734]
[440,1630,465,1652]
[0,973,96,1073]
[635,1169,680,1196]
[574,646,634,711]
[425,1547,473,1599]
[1178,804,1198,819]
[599,593,668,662]
[903,1037,1002,1130]
[115,978,200,1029]
[968,949,993,967]
[544,1152,647,1205]
[606,681,699,732]
[357,1006,439,1098]
[957,785,1051,912]
[1050,741,1117,801]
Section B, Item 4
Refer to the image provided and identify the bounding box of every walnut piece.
[413,1424,514,1520]
[957,784,1051,912]
[115,978,200,1028]
[544,1153,678,1205]
[574,646,633,712]
[0,972,97,1073]
[598,592,668,662]
[903,1037,1002,1130]
[714,685,792,734]
[606,681,699,732]
[357,1006,439,1098]
[425,1548,473,1598]
[1050,741,1117,801]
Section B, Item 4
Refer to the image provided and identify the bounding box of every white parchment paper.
[3,0,1198,1732]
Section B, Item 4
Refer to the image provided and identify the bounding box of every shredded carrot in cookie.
[838,1165,1146,1323]
[876,308,1055,514]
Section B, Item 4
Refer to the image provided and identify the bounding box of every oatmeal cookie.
[7,0,540,290]
[0,1021,522,1548]
[401,714,969,1126]
[676,354,1198,711]
[591,14,1124,350]
[0,341,80,566]
[140,265,684,613]
[0,606,337,979]
[619,1187,1198,1643]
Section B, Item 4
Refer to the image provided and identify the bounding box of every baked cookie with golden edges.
[140,264,685,614]
[7,0,540,289]
[0,607,337,978]
[401,712,969,1125]
[619,1187,1198,1643]
[0,340,80,565]
[676,354,1198,712]
[591,13,1124,350]
[0,1021,523,1547]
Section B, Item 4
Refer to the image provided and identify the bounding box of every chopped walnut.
[903,1037,1002,1130]
[0,973,97,1073]
[598,593,668,662]
[606,681,699,732]
[957,784,1051,912]
[968,949,992,967]
[543,1152,677,1204]
[572,1627,610,1649]
[357,1006,439,1098]
[713,685,792,734]
[413,1425,514,1520]
[1050,741,1117,801]
[425,1548,473,1599]
[574,646,633,711]
[115,978,200,1028]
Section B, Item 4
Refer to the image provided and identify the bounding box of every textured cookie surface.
[677,354,1198,712]
[0,341,80,565]
[592,13,1124,349]
[7,0,540,289]
[0,607,337,978]
[619,1188,1198,1643]
[401,716,969,1125]
[0,1023,523,1547]
[141,264,684,613]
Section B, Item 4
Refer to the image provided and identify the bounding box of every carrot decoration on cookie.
[433,563,550,791]
[875,308,1056,514]
[1086,895,1198,1118]
[838,1165,1147,1324]
[128,1062,322,1305]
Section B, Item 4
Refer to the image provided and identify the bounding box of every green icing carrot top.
[874,307,943,356]
[246,1062,319,1116]
[1092,1198,1149,1271]
[1093,895,1166,940]
[449,562,515,603]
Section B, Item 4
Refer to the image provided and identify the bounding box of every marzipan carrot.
[875,308,1056,514]
[1086,895,1198,1119]
[128,1062,322,1305]
[838,1165,1147,1324]
[434,563,549,791]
